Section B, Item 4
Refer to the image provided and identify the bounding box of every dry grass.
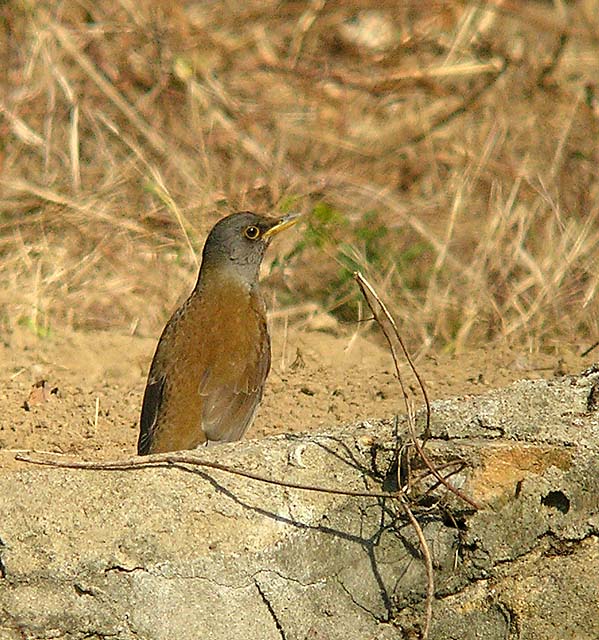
[1,0,599,354]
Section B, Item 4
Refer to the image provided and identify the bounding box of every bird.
[137,211,299,455]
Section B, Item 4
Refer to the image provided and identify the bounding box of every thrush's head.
[199,211,298,285]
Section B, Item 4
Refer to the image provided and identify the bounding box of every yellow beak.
[262,213,301,239]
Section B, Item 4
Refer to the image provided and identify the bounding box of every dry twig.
[354,271,481,638]
[14,449,407,500]
[401,493,434,639]
[354,271,481,513]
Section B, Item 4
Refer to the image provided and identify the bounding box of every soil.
[0,317,592,460]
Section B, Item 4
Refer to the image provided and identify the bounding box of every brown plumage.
[138,211,298,455]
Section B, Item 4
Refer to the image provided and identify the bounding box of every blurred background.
[1,0,598,356]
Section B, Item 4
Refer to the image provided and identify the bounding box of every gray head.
[198,211,298,285]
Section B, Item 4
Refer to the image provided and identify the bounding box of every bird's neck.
[200,245,262,285]
[195,260,257,297]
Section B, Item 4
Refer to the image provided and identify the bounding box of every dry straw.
[1,1,598,352]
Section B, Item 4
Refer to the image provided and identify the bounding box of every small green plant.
[278,202,432,319]
[18,314,52,338]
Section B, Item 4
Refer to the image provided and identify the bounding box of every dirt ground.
[0,318,591,460]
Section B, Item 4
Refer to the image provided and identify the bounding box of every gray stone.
[1,372,598,639]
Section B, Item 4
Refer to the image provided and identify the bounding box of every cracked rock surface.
[1,372,598,639]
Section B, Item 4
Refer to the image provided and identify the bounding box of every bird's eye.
[244,225,260,240]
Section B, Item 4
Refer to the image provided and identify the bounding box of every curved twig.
[354,271,481,511]
[14,450,405,500]
[400,494,434,639]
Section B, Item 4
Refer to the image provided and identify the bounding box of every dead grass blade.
[43,16,171,160]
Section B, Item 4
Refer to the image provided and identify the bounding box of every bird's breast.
[160,276,268,388]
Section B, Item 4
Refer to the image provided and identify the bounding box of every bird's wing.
[199,332,271,443]
[137,372,166,455]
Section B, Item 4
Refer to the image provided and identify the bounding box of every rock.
[1,372,598,639]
